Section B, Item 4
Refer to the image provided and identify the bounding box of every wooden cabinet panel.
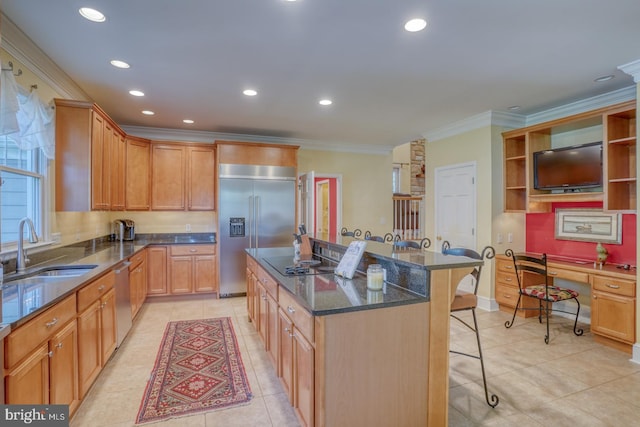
[151,144,186,210]
[49,320,80,413]
[77,299,101,398]
[91,111,108,210]
[77,271,114,312]
[266,292,278,367]
[294,330,314,427]
[125,136,151,210]
[100,288,117,363]
[591,290,635,343]
[170,256,193,294]
[257,281,269,345]
[5,343,50,405]
[130,251,147,318]
[278,308,294,402]
[194,255,217,292]
[110,130,126,210]
[170,244,215,256]
[147,246,168,295]
[187,146,215,210]
[592,275,635,297]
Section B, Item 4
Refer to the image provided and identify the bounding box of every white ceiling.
[2,1,639,151]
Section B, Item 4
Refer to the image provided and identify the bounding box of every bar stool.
[442,241,499,408]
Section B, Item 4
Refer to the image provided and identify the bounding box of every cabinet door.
[278,308,294,403]
[147,246,168,295]
[91,111,107,210]
[591,290,635,343]
[151,144,185,210]
[77,299,102,398]
[294,329,315,427]
[246,268,256,322]
[187,146,215,210]
[110,130,126,210]
[100,288,117,364]
[49,320,80,413]
[126,137,151,210]
[257,282,268,345]
[169,256,193,293]
[266,292,278,368]
[5,342,50,404]
[130,262,143,317]
[138,259,148,306]
[194,255,217,293]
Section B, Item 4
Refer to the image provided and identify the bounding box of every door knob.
[436,235,442,240]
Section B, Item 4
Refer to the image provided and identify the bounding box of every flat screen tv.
[533,141,603,191]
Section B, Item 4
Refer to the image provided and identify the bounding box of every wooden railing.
[393,195,424,240]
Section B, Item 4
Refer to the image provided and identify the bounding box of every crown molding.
[423,110,525,143]
[525,85,636,126]
[618,59,640,83]
[122,125,394,155]
[1,13,92,100]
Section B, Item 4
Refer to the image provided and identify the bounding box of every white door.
[315,179,330,234]
[434,162,477,250]
[298,171,315,233]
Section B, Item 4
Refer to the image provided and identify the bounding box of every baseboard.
[477,296,499,312]
[632,344,640,365]
[478,298,591,325]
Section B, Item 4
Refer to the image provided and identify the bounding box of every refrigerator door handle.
[255,195,260,248]
[248,195,254,248]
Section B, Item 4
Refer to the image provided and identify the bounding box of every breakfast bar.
[246,235,482,426]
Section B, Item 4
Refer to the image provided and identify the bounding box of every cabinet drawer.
[246,256,257,274]
[279,290,314,344]
[592,275,636,297]
[495,284,520,308]
[77,271,115,313]
[547,267,589,283]
[129,249,147,269]
[496,258,516,274]
[170,244,216,256]
[6,294,77,369]
[257,267,278,297]
[496,272,517,288]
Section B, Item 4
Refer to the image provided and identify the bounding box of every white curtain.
[0,68,55,159]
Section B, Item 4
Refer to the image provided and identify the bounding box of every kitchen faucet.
[16,217,39,273]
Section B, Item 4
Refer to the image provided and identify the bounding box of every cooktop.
[264,255,337,276]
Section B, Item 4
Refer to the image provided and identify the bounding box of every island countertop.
[246,235,483,316]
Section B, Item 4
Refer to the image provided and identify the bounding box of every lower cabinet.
[147,245,168,295]
[77,272,117,398]
[4,294,80,414]
[167,245,218,295]
[130,249,148,318]
[591,275,636,346]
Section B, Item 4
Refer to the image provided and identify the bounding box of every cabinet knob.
[48,351,54,358]
[56,342,63,349]
[287,305,295,314]
[549,271,558,276]
[605,284,620,289]
[189,249,197,253]
[98,285,105,291]
[45,317,58,328]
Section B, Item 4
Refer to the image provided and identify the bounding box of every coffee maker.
[114,219,135,241]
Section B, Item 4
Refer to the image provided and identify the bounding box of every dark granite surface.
[247,235,484,316]
[1,233,216,329]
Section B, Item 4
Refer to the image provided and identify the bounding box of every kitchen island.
[246,235,483,427]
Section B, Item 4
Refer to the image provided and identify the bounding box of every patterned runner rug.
[136,317,252,424]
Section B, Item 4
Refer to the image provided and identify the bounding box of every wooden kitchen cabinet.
[168,245,218,295]
[246,256,258,323]
[604,106,637,212]
[591,275,636,348]
[77,271,116,398]
[54,99,126,211]
[130,250,148,318]
[147,246,168,295]
[151,143,216,211]
[4,294,79,414]
[125,136,151,210]
[494,255,539,318]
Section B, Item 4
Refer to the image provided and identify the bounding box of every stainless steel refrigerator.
[218,163,297,296]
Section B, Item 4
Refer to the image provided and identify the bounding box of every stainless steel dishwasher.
[113,261,132,347]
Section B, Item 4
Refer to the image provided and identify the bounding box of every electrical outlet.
[507,232,513,243]
[185,224,191,232]
[497,233,503,244]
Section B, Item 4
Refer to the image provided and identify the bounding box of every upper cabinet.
[150,142,215,211]
[55,99,123,211]
[216,140,298,167]
[502,101,636,213]
[125,136,151,211]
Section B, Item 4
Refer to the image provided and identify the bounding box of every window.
[392,165,401,193]
[0,139,44,247]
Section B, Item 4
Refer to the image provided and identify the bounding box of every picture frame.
[555,209,621,244]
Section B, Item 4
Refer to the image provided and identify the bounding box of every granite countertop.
[1,233,216,328]
[247,247,428,316]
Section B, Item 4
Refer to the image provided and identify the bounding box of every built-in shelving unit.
[502,100,636,213]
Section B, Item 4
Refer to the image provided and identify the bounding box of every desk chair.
[442,241,499,408]
[504,249,584,344]
[340,227,362,238]
[393,236,431,249]
[364,231,394,243]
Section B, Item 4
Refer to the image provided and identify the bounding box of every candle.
[367,264,384,291]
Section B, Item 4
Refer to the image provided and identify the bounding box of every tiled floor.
[70,296,640,426]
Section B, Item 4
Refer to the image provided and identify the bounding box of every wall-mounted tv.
[533,141,603,191]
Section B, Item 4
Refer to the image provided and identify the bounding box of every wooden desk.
[495,254,636,353]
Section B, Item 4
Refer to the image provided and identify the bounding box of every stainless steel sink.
[4,264,98,286]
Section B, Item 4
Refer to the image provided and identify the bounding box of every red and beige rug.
[136,317,252,424]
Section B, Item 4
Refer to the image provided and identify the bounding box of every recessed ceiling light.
[129,90,145,97]
[319,99,333,106]
[183,119,194,124]
[508,105,521,111]
[79,7,106,23]
[404,18,427,32]
[141,110,154,115]
[110,60,130,69]
[243,89,258,96]
[594,74,614,82]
